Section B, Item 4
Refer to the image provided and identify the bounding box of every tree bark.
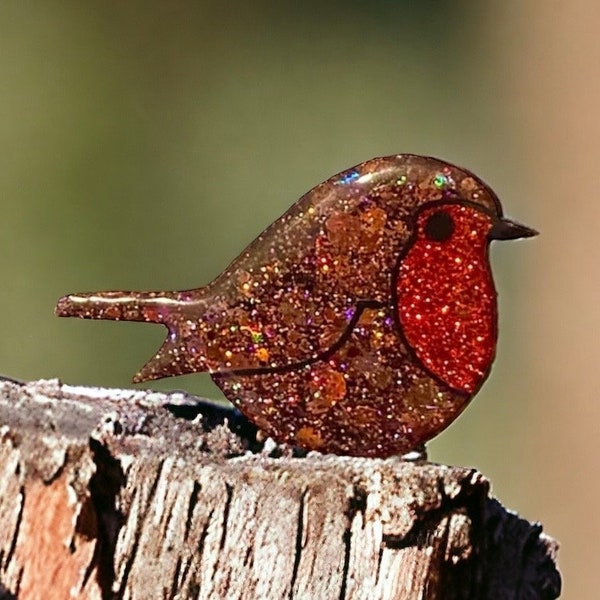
[0,379,560,600]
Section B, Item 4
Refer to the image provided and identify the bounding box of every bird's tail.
[55,289,208,383]
[55,290,183,324]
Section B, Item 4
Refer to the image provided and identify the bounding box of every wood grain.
[0,380,560,599]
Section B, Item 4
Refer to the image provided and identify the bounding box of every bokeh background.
[0,2,595,596]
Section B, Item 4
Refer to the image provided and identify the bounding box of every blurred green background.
[1,2,595,596]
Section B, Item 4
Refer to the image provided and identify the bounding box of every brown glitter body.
[55,155,537,457]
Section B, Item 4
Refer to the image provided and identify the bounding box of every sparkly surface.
[55,154,535,457]
[397,204,497,394]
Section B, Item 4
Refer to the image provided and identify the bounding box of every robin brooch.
[56,155,536,457]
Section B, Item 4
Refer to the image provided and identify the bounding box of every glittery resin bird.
[56,155,537,458]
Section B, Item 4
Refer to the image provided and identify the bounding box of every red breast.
[396,202,497,395]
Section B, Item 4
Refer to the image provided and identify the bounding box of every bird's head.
[371,154,538,245]
[387,157,538,395]
[324,154,537,275]
[409,200,538,254]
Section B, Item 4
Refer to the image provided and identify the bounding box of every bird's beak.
[489,217,538,241]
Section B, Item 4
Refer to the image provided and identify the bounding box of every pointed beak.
[489,217,538,241]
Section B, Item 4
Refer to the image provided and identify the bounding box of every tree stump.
[0,379,560,599]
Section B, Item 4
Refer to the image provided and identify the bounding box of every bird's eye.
[424,210,455,242]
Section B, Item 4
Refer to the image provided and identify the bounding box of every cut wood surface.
[0,379,561,600]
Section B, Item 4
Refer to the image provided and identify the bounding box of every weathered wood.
[0,379,560,599]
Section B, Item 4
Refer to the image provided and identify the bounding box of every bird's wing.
[135,164,414,381]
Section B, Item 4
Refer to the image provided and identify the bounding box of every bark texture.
[0,379,560,599]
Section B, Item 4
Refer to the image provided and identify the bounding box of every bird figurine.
[55,155,537,458]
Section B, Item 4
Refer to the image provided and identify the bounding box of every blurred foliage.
[0,2,533,479]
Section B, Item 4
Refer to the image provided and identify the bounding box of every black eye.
[424,210,455,242]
